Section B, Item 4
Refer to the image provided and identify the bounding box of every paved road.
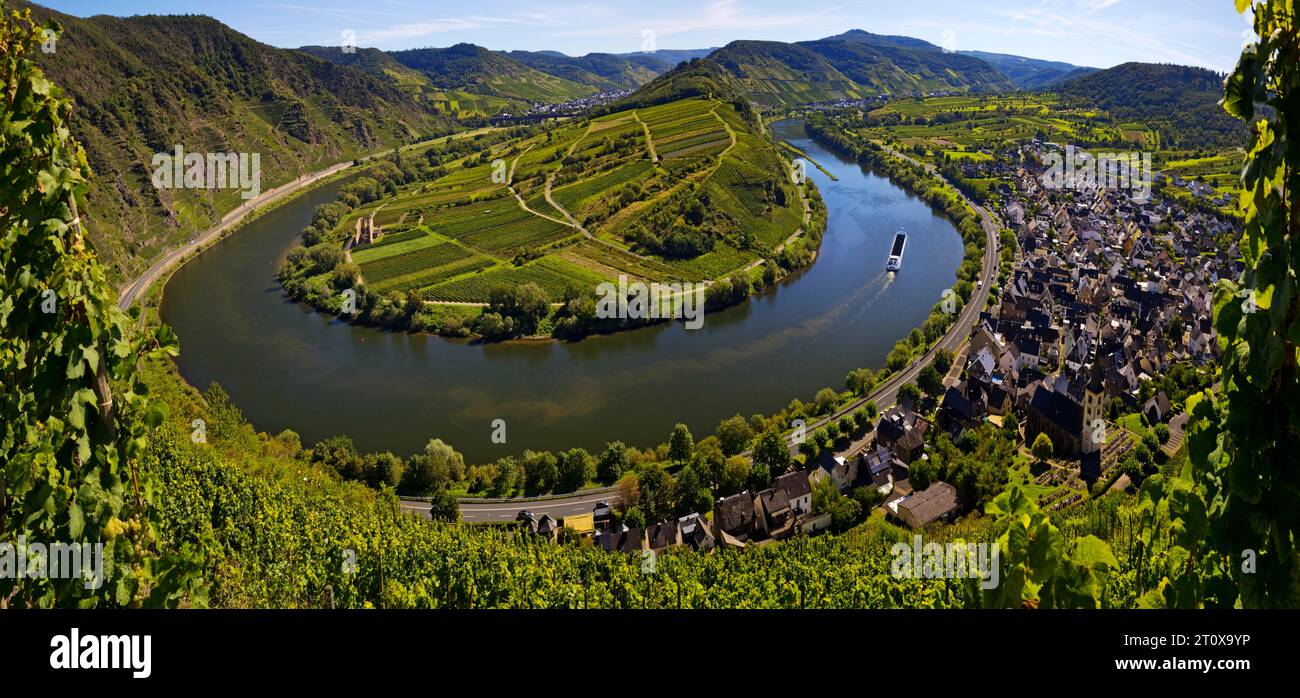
[411,136,1003,520]
[402,488,620,523]
[754,141,1001,457]
[117,161,355,310]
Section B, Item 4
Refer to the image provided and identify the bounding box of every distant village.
[514,135,1238,557]
[492,89,633,123]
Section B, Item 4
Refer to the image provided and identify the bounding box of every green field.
[331,94,806,308]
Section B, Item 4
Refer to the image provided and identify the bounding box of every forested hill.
[387,44,596,102]
[959,50,1095,89]
[1056,62,1246,148]
[502,50,663,91]
[23,2,451,284]
[704,36,1012,107]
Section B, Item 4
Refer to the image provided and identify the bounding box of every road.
[405,138,1001,522]
[402,488,620,523]
[754,141,1001,457]
[116,161,355,310]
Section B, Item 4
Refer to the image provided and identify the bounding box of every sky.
[38,0,1248,71]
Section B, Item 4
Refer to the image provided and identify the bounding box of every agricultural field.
[421,256,606,303]
[330,93,808,308]
[862,93,1143,153]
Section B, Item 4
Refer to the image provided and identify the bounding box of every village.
[516,137,1237,558]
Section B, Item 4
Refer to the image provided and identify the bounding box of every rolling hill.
[705,33,1012,107]
[23,2,451,284]
[960,50,1096,89]
[1055,62,1245,147]
[387,44,596,103]
[503,50,663,90]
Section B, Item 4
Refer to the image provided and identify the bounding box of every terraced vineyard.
[422,257,606,302]
[324,92,810,313]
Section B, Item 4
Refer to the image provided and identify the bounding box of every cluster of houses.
[516,416,965,555]
[493,89,633,122]
[932,141,1237,478]
[508,138,1238,553]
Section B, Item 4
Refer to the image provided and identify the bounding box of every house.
[876,405,929,463]
[536,514,558,540]
[597,527,646,553]
[562,513,595,538]
[810,455,857,492]
[894,481,961,529]
[754,487,794,539]
[773,470,813,517]
[1143,391,1172,424]
[937,384,983,440]
[713,492,757,545]
[647,520,681,550]
[860,443,895,491]
[678,514,715,552]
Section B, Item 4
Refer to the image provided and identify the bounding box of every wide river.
[161,120,963,462]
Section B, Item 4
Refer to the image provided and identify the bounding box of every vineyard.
[422,256,606,302]
[146,429,967,609]
[290,92,808,329]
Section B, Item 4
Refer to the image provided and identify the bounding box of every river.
[160,119,964,462]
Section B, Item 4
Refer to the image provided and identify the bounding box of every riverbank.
[275,134,828,344]
[159,118,968,461]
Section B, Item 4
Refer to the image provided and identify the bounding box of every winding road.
[116,161,355,310]
[762,142,1001,456]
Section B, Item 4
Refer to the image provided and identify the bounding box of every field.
[327,94,807,308]
[421,256,606,303]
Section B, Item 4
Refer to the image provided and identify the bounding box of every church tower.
[1081,361,1106,454]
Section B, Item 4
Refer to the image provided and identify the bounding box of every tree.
[596,441,629,483]
[522,450,559,494]
[361,452,404,489]
[918,364,944,398]
[668,423,695,463]
[845,367,874,395]
[1154,423,1170,444]
[934,348,954,375]
[813,478,862,532]
[910,458,935,491]
[622,506,647,530]
[752,429,791,476]
[635,465,676,523]
[673,466,713,517]
[814,387,838,414]
[898,382,922,407]
[719,455,751,496]
[0,11,204,606]
[691,438,726,490]
[715,414,754,456]
[425,488,460,522]
[1031,433,1054,463]
[557,448,593,493]
[491,456,520,497]
[747,460,772,492]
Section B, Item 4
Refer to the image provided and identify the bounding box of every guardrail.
[399,485,620,506]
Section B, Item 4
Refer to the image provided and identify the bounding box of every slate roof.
[900,481,961,526]
[1030,385,1083,434]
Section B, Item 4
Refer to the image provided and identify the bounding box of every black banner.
[0,610,1289,686]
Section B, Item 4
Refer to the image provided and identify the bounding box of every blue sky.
[40,0,1247,71]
